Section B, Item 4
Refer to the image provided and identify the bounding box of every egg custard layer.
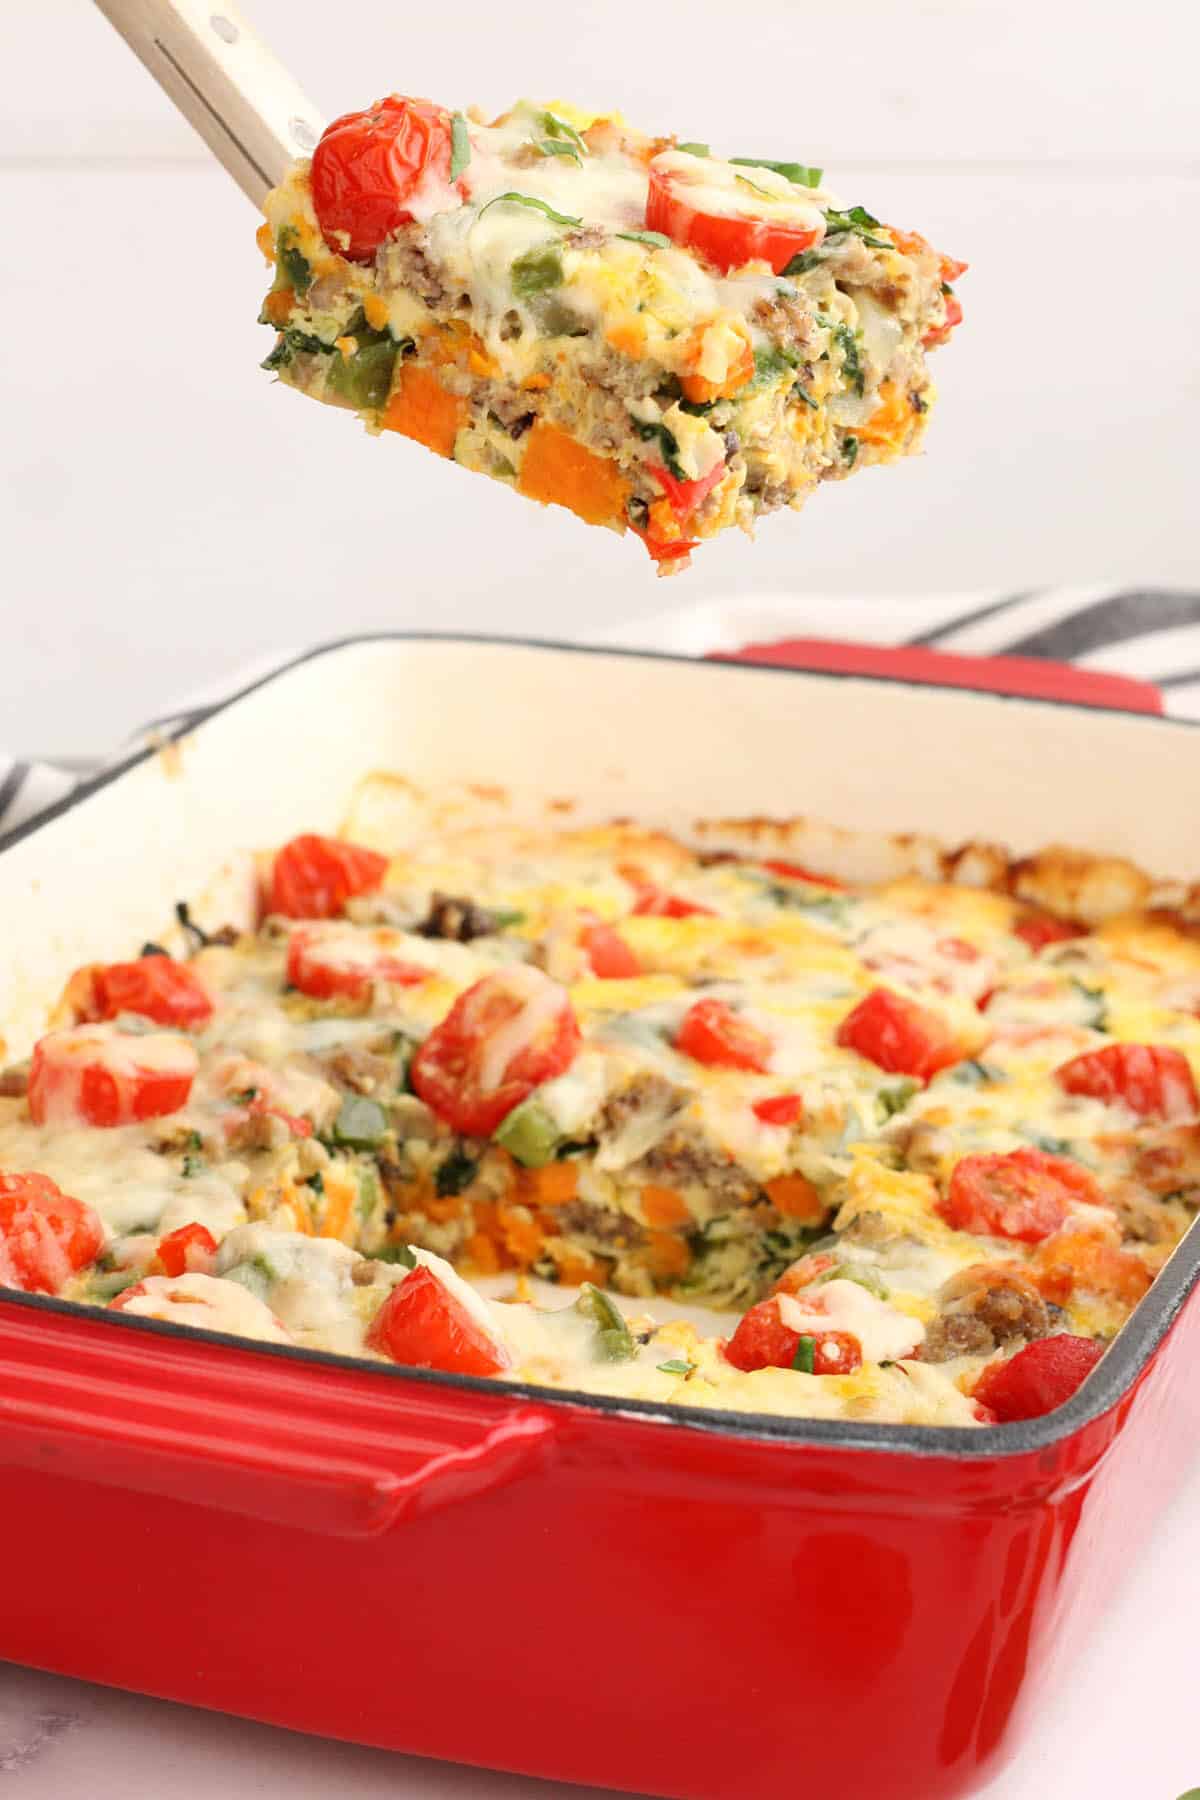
[258,97,963,572]
[2,817,1196,1430]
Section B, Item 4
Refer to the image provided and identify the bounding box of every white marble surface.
[2,1449,1199,1798]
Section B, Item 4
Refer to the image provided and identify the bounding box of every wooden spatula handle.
[93,0,324,208]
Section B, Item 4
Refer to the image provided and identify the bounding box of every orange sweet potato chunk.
[517,421,629,527]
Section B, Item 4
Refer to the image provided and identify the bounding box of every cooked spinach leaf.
[730,156,822,188]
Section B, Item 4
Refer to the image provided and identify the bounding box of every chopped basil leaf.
[535,138,582,163]
[479,191,582,228]
[678,397,716,416]
[827,320,864,396]
[276,230,312,296]
[781,248,826,276]
[435,1145,480,1198]
[305,1170,324,1196]
[822,204,890,249]
[748,345,799,391]
[373,1245,417,1267]
[794,386,818,409]
[1070,978,1110,1032]
[540,110,586,152]
[676,141,709,157]
[730,156,822,188]
[450,112,472,181]
[876,1078,919,1120]
[843,435,859,467]
[734,171,774,198]
[140,941,169,958]
[616,229,672,249]
[575,1283,634,1362]
[1026,1131,1074,1156]
[951,1060,1005,1086]
[511,246,564,299]
[181,1152,204,1178]
[657,1358,694,1375]
[792,1334,817,1374]
[634,419,687,483]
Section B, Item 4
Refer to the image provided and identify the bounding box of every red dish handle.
[0,1301,558,1538]
[710,637,1164,714]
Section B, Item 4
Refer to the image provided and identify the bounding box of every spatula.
[92,0,323,207]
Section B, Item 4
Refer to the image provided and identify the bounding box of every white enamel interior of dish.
[2,636,1198,1059]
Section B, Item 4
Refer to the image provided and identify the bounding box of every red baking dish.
[1,635,1198,1800]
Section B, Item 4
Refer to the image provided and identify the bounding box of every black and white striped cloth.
[3,589,1198,842]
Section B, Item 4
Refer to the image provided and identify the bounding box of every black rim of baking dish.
[2,629,1198,1465]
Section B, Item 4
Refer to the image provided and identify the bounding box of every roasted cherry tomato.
[724,1296,862,1375]
[886,228,968,285]
[676,998,772,1072]
[762,859,846,890]
[581,921,641,980]
[366,1264,510,1376]
[1014,912,1083,953]
[936,1147,1102,1245]
[772,1251,839,1296]
[1055,1042,1199,1122]
[0,1171,104,1294]
[311,94,456,263]
[922,292,963,349]
[1029,1231,1152,1308]
[972,1334,1104,1423]
[155,1221,218,1277]
[269,834,388,920]
[650,460,726,521]
[28,1026,198,1128]
[628,881,715,919]
[411,966,580,1137]
[74,955,214,1029]
[286,924,429,1000]
[646,157,823,274]
[836,987,960,1083]
[752,1093,805,1126]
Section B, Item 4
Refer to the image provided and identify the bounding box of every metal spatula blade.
[92,0,324,207]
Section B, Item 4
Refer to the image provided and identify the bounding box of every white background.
[2,0,1198,757]
[1,4,1199,1796]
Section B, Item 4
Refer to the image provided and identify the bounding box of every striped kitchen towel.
[2,588,1198,842]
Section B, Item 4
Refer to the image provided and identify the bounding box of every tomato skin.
[155,1222,218,1277]
[84,958,213,1029]
[763,859,846,890]
[411,968,581,1137]
[366,1264,510,1376]
[772,1251,839,1296]
[1015,912,1083,953]
[650,460,725,521]
[836,987,960,1083]
[972,1334,1104,1423]
[923,291,963,348]
[752,1093,805,1126]
[581,922,641,980]
[311,95,455,262]
[639,533,698,566]
[286,926,428,999]
[269,835,388,919]
[1055,1042,1199,1122]
[724,1297,862,1374]
[0,1172,104,1294]
[646,165,821,274]
[629,882,715,919]
[936,1148,1101,1245]
[676,998,772,1073]
[28,1027,198,1128]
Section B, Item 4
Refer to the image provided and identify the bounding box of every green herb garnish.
[822,204,890,249]
[450,112,472,181]
[634,419,688,482]
[657,1358,693,1375]
[951,1060,1004,1086]
[731,156,822,188]
[748,345,800,391]
[876,1077,919,1120]
[616,229,672,249]
[181,1153,204,1178]
[735,171,774,198]
[828,320,864,395]
[1070,978,1110,1032]
[792,1334,817,1374]
[373,1245,417,1267]
[540,110,587,153]
[843,435,859,466]
[535,138,582,163]
[276,229,312,296]
[479,191,582,228]
[575,1284,634,1362]
[676,141,709,157]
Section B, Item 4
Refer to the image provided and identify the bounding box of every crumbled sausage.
[417,892,504,942]
[0,1062,30,1098]
[922,1265,1049,1363]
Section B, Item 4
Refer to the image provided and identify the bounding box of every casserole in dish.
[1,637,1198,1799]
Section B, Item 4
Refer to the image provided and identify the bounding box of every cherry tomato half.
[269,834,388,920]
[972,1334,1104,1423]
[628,881,715,919]
[28,1027,198,1128]
[752,1093,805,1127]
[85,956,213,1029]
[676,998,772,1073]
[311,95,456,263]
[724,1296,862,1374]
[286,924,429,999]
[155,1221,218,1277]
[1014,912,1083,953]
[646,158,823,275]
[1055,1042,1199,1122]
[411,966,581,1138]
[936,1147,1102,1245]
[366,1264,510,1376]
[836,987,961,1083]
[922,291,963,349]
[581,921,641,980]
[0,1171,104,1294]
